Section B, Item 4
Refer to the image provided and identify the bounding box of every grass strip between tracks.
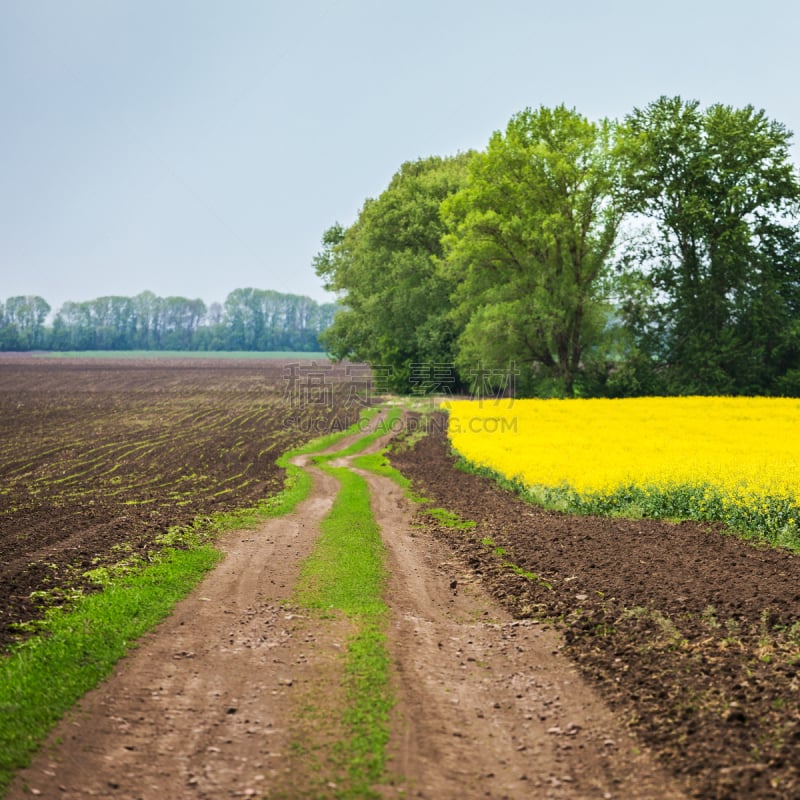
[0,407,381,797]
[295,466,391,799]
[289,413,407,799]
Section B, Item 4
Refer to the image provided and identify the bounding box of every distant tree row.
[316,96,800,397]
[0,289,337,352]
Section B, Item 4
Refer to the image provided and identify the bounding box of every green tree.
[219,288,330,351]
[441,106,623,397]
[618,96,800,394]
[1,296,51,350]
[51,302,92,349]
[131,291,162,349]
[314,154,472,392]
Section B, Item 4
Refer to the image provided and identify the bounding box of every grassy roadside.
[0,407,381,797]
[0,546,220,794]
[311,405,403,466]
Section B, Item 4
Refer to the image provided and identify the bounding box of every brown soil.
[8,414,686,800]
[389,414,800,800]
[0,356,362,650]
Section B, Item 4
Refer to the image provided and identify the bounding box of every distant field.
[31,350,330,360]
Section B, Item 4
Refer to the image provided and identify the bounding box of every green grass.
[345,405,431,503]
[296,466,386,616]
[340,619,392,791]
[352,450,414,492]
[0,545,220,795]
[426,507,476,530]
[312,406,404,466]
[294,461,393,799]
[33,350,330,359]
[297,406,384,460]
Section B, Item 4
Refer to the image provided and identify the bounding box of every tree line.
[0,289,337,352]
[316,96,800,397]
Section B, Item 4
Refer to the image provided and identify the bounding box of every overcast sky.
[2,0,799,314]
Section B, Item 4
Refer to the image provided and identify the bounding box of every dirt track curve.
[9,419,685,799]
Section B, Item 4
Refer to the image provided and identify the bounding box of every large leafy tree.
[618,96,800,394]
[441,106,623,396]
[314,154,472,392]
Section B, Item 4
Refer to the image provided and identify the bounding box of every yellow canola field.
[445,397,800,542]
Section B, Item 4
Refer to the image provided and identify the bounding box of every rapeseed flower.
[445,397,800,548]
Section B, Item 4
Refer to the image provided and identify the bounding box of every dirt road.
[8,425,684,799]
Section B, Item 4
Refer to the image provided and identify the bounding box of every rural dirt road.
[8,420,685,799]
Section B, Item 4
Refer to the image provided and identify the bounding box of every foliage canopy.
[618,96,800,394]
[315,97,800,397]
[314,154,472,392]
[0,289,334,352]
[441,105,623,396]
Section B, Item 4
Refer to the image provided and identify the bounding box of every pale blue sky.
[2,0,798,314]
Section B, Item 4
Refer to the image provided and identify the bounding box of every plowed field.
[0,355,363,649]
